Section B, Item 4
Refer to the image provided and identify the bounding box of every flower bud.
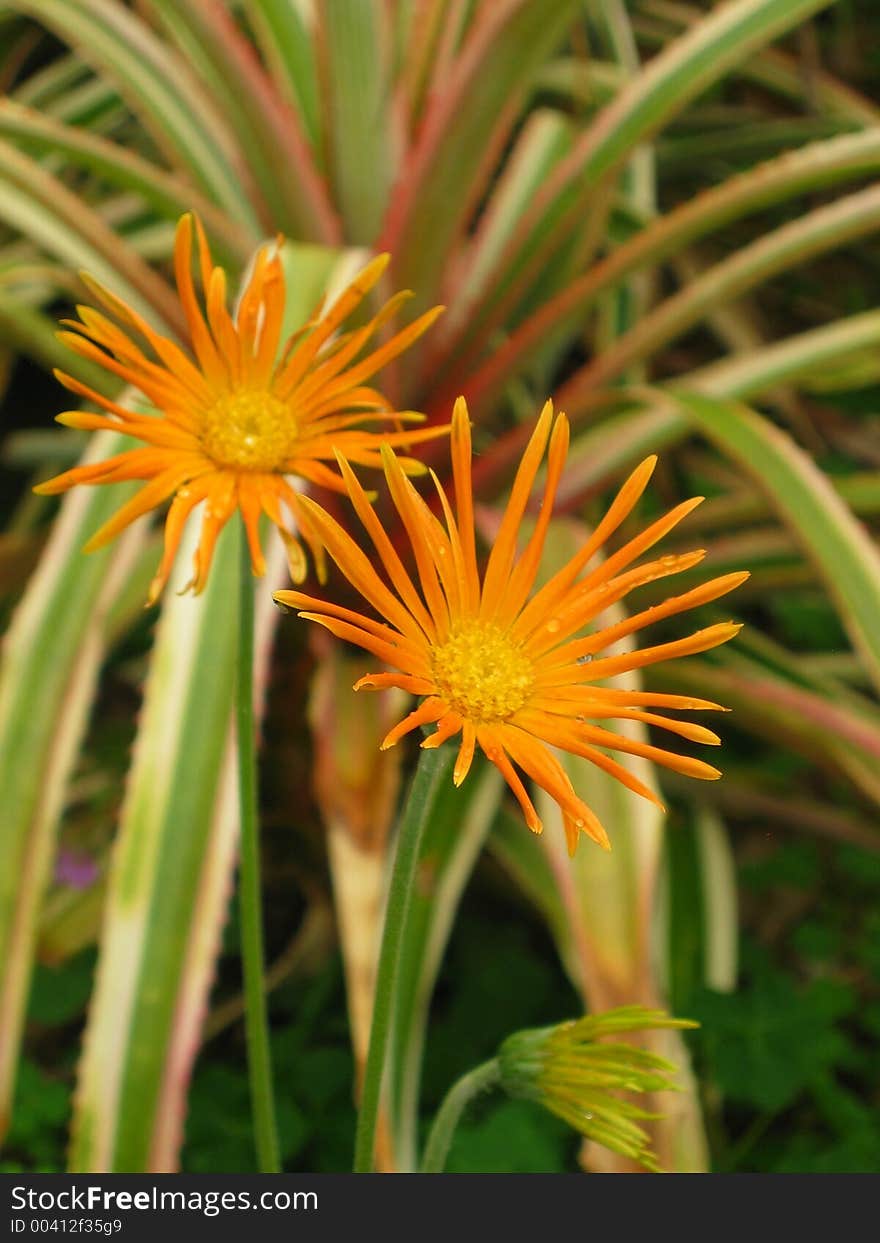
[498,1006,697,1171]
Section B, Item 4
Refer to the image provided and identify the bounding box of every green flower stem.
[420,1059,502,1173]
[237,522,280,1173]
[353,744,454,1172]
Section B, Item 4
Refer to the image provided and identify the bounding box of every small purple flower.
[54,849,99,890]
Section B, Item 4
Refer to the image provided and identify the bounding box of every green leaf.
[635,1,880,126]
[570,0,841,185]
[560,181,880,404]
[386,0,581,309]
[459,127,880,415]
[67,524,285,1171]
[246,0,322,152]
[0,100,253,268]
[692,968,855,1112]
[647,656,880,809]
[669,391,880,695]
[0,432,146,1143]
[145,0,337,242]
[452,0,843,398]
[389,761,503,1170]
[446,1099,569,1173]
[0,138,185,334]
[448,109,574,336]
[13,0,259,229]
[317,0,395,244]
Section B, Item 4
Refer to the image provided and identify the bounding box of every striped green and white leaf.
[458,126,880,415]
[144,0,337,242]
[386,0,582,311]
[667,391,880,695]
[451,0,842,387]
[68,524,286,1171]
[11,0,259,228]
[317,0,396,245]
[389,761,503,1171]
[0,431,145,1142]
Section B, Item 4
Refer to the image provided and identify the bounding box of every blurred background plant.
[1,0,879,1174]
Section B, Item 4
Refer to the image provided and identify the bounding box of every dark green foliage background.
[5,820,880,1172]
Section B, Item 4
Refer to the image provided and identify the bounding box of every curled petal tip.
[145,580,164,608]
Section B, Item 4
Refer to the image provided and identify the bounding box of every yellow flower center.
[431,620,533,723]
[200,390,297,472]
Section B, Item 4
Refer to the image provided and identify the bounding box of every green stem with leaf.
[353,744,455,1172]
[237,520,280,1173]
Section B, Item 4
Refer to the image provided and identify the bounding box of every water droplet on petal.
[577,653,593,665]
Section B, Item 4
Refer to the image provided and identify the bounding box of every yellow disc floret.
[431,620,533,723]
[200,390,297,472]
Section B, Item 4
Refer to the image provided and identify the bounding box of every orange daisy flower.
[275,399,747,855]
[35,213,444,604]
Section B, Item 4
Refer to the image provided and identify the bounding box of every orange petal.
[83,462,202,552]
[449,398,480,608]
[275,254,391,395]
[380,445,450,633]
[381,697,447,748]
[295,494,430,644]
[173,214,225,385]
[420,711,463,750]
[498,725,609,850]
[333,452,436,639]
[496,411,569,625]
[353,672,436,696]
[189,474,238,594]
[147,475,215,605]
[553,717,722,780]
[454,721,477,786]
[477,727,543,835]
[511,708,665,810]
[512,455,658,640]
[535,622,743,687]
[297,612,431,675]
[480,400,554,620]
[273,589,426,661]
